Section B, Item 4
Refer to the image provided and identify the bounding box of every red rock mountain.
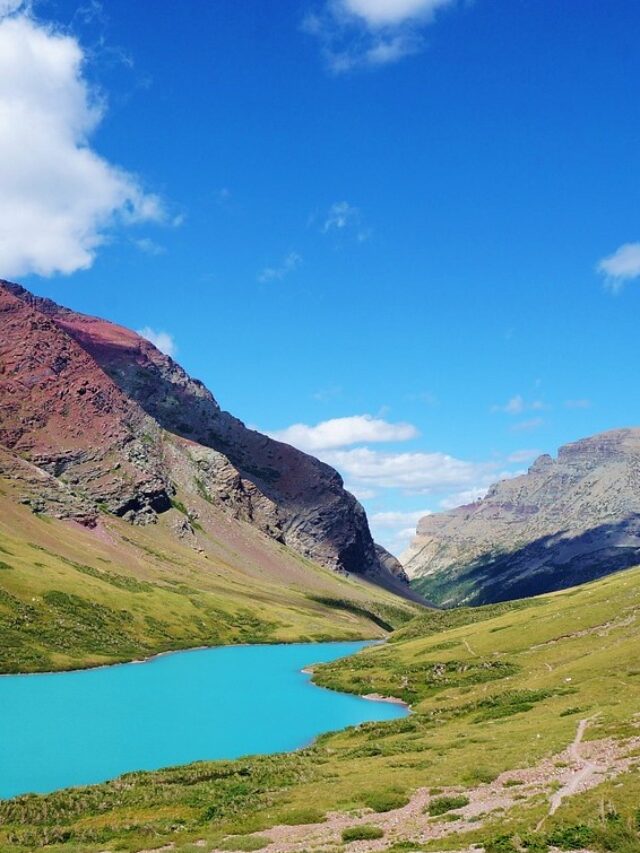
[0,280,418,600]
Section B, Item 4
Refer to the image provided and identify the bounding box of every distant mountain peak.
[403,428,640,606]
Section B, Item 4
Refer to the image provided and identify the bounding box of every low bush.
[342,824,385,841]
[363,791,409,812]
[427,795,470,816]
[546,824,595,849]
[464,766,498,785]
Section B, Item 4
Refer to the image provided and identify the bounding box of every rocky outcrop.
[403,429,640,606]
[0,280,418,599]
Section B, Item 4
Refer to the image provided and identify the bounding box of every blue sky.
[2,0,640,554]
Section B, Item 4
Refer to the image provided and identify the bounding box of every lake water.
[0,642,406,799]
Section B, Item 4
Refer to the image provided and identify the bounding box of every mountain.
[403,428,640,606]
[0,281,426,669]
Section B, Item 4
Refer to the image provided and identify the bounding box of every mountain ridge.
[403,427,640,606]
[0,279,419,602]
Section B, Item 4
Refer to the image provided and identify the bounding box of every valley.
[1,562,639,852]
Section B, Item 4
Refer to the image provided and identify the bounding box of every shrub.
[277,808,326,825]
[464,766,498,785]
[363,791,409,812]
[342,824,385,842]
[427,795,470,816]
[546,824,595,849]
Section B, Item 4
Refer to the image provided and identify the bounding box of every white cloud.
[304,0,457,72]
[378,525,422,555]
[370,509,432,555]
[0,10,167,278]
[341,0,453,27]
[269,414,419,452]
[598,242,640,292]
[370,508,431,528]
[0,0,24,16]
[320,446,497,492]
[439,486,488,510]
[258,251,302,283]
[137,327,177,358]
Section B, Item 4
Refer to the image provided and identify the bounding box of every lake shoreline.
[0,634,387,680]
[0,640,407,801]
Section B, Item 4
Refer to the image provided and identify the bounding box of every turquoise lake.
[0,641,406,799]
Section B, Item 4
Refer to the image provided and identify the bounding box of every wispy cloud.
[312,384,343,402]
[137,327,177,358]
[303,0,458,73]
[132,237,165,256]
[598,242,640,293]
[322,201,371,242]
[564,398,592,410]
[405,390,439,406]
[492,395,547,415]
[269,414,419,452]
[507,449,541,463]
[511,417,544,433]
[258,251,302,283]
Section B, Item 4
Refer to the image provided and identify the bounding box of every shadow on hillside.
[417,514,640,606]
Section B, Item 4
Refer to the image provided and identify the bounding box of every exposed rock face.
[403,429,640,606]
[0,280,417,599]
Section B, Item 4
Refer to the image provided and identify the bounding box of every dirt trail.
[462,637,476,656]
[134,731,638,853]
[537,717,599,829]
[211,732,637,853]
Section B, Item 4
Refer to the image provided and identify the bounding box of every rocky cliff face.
[0,280,414,599]
[403,429,640,606]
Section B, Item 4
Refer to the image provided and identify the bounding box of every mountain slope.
[403,428,640,606]
[0,464,416,674]
[0,280,418,602]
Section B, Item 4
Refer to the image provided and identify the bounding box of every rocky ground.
[128,724,639,853]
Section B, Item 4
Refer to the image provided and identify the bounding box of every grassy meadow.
[1,559,639,852]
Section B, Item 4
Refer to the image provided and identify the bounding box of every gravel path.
[131,731,638,853]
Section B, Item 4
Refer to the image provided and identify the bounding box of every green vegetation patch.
[342,824,385,841]
[362,790,410,812]
[218,835,271,851]
[427,795,470,816]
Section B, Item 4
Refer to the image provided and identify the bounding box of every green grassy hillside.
[0,485,417,674]
[2,563,639,852]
